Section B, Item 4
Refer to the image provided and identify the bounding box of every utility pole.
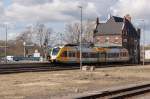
[5,24,8,64]
[136,19,145,65]
[143,20,145,66]
[23,42,26,57]
[60,32,63,45]
[78,6,83,70]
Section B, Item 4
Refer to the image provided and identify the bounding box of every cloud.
[3,0,116,23]
[0,1,5,20]
[12,0,53,6]
[110,0,150,29]
[110,0,150,44]
[0,0,150,44]
[2,0,150,25]
[5,1,76,22]
[2,0,97,23]
[110,0,149,17]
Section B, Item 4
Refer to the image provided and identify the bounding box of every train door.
[89,52,98,63]
[76,51,80,64]
[99,52,106,63]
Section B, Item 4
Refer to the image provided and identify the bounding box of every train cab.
[50,46,62,62]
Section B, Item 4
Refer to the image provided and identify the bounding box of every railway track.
[0,62,148,74]
[73,83,150,99]
[0,62,79,74]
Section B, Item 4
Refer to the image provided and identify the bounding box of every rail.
[0,62,79,74]
[0,62,149,74]
[72,83,150,99]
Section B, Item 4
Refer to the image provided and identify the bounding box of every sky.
[0,0,149,44]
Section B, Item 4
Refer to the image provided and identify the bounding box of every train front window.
[52,47,60,55]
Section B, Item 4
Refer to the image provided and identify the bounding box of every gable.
[96,21,124,35]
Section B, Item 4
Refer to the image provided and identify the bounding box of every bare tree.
[64,23,80,44]
[83,20,96,43]
[34,24,46,47]
[64,20,96,44]
[31,23,55,58]
[45,28,53,46]
[16,28,33,43]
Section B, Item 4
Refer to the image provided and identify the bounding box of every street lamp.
[23,42,26,57]
[0,24,9,63]
[5,24,8,64]
[0,23,14,63]
[136,19,145,65]
[78,6,83,70]
[142,20,145,66]
[60,32,63,45]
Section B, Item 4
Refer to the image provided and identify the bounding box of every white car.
[6,56,14,61]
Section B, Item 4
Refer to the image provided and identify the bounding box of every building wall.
[94,35,122,47]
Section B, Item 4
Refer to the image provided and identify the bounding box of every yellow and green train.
[48,44,129,64]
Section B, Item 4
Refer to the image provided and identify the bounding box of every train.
[47,44,130,64]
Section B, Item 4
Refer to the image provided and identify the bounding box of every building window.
[123,39,127,43]
[115,37,119,40]
[105,37,109,42]
[115,37,119,43]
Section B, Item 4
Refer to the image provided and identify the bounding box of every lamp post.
[142,20,145,66]
[60,32,63,45]
[0,23,14,63]
[136,19,145,65]
[78,6,83,70]
[5,24,8,64]
[23,42,26,57]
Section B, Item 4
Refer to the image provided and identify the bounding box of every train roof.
[64,43,94,48]
[52,44,128,51]
[64,44,78,47]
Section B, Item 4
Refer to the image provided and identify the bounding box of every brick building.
[93,15,141,63]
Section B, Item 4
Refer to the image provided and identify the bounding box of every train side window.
[61,51,67,57]
[107,53,111,58]
[94,53,97,58]
[68,51,75,57]
[113,53,115,57]
[110,53,113,58]
[115,53,117,57]
[90,53,98,58]
[116,53,119,57]
[107,53,119,58]
[68,52,71,57]
[82,52,88,58]
[72,52,75,57]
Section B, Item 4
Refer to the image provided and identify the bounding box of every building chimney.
[96,17,99,25]
[124,14,131,22]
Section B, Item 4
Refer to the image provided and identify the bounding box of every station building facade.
[93,15,141,64]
